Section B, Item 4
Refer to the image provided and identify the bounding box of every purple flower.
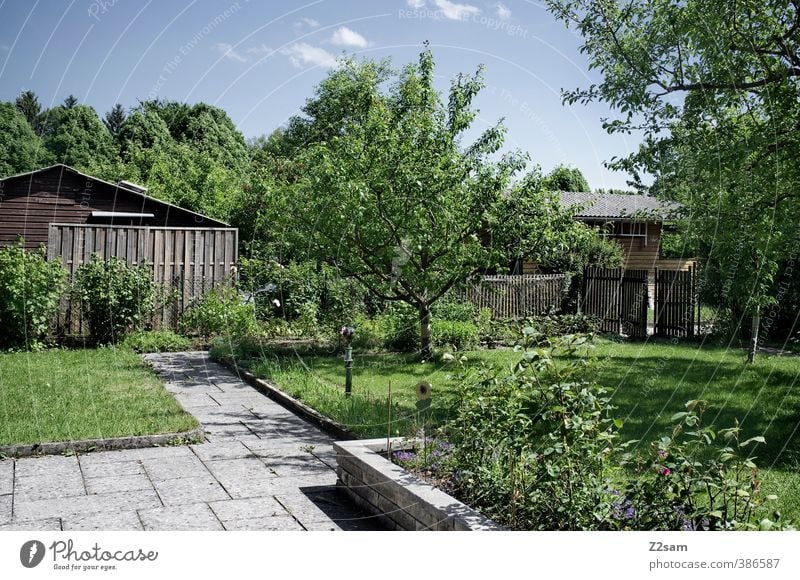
[658,449,668,459]
[392,450,416,463]
[658,467,671,476]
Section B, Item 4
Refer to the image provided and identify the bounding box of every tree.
[63,94,78,109]
[545,0,800,362]
[15,90,42,135]
[103,103,127,138]
[542,164,590,192]
[0,103,51,176]
[41,104,116,172]
[280,49,584,355]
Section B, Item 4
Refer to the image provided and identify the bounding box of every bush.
[616,401,789,531]
[0,240,67,349]
[431,299,478,323]
[446,333,620,530]
[382,304,419,352]
[71,254,154,344]
[121,330,192,353]
[180,286,261,340]
[431,320,479,350]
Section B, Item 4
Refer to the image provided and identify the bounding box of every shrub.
[431,320,479,350]
[431,299,478,323]
[350,312,386,351]
[71,254,155,343]
[121,330,192,353]
[180,285,261,339]
[0,240,67,349]
[382,304,419,352]
[616,401,790,531]
[447,333,621,530]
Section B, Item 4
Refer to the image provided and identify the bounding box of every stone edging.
[335,437,505,531]
[217,356,359,441]
[0,427,205,459]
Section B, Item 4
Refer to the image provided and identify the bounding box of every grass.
[239,338,800,520]
[0,347,198,447]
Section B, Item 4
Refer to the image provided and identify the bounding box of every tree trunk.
[419,302,432,358]
[746,313,760,364]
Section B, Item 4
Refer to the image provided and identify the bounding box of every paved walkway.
[0,351,382,531]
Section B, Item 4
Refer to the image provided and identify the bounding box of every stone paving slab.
[138,503,224,531]
[85,474,154,495]
[152,475,230,506]
[0,494,12,525]
[0,351,383,531]
[0,517,61,531]
[14,471,85,502]
[0,461,14,495]
[14,489,162,523]
[62,510,144,531]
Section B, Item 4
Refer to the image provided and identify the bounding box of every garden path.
[0,351,382,531]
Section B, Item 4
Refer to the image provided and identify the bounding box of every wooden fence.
[461,274,566,319]
[47,224,238,333]
[654,266,696,338]
[582,267,649,338]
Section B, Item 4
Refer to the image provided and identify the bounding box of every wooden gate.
[582,267,649,338]
[654,266,696,338]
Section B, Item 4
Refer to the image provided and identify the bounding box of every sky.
[0,0,645,190]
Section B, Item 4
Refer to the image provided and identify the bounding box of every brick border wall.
[334,438,504,531]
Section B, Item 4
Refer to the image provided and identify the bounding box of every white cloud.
[215,42,246,62]
[406,0,426,7]
[330,26,368,48]
[215,43,273,63]
[280,43,337,68]
[294,17,320,28]
[433,0,479,20]
[492,2,511,19]
[245,44,273,58]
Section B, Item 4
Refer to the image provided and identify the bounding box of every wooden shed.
[0,164,238,332]
[0,164,229,248]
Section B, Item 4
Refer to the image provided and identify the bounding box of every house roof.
[558,191,680,221]
[0,164,230,227]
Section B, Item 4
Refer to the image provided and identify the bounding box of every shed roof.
[0,164,230,227]
[558,191,680,221]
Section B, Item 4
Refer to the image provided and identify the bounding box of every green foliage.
[71,254,155,343]
[545,0,800,352]
[431,320,479,351]
[542,164,590,192]
[180,286,261,340]
[617,401,790,531]
[15,90,43,134]
[447,334,620,530]
[431,298,479,323]
[0,240,67,349]
[522,313,601,345]
[278,48,538,355]
[238,256,368,331]
[0,102,51,176]
[103,104,127,138]
[120,329,192,353]
[41,104,116,173]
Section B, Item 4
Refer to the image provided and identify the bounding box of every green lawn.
[240,338,800,519]
[0,348,198,447]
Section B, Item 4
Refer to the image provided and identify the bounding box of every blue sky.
[0,0,644,189]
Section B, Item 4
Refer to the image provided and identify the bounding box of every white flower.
[272,298,281,307]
